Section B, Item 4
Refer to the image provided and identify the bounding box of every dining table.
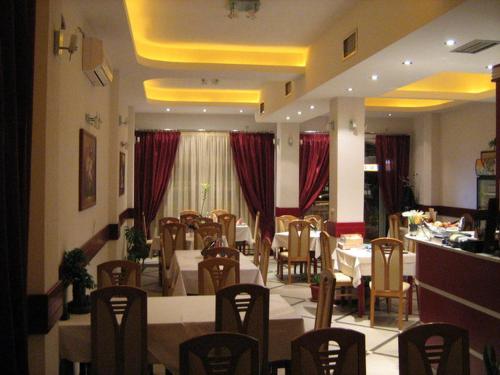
[167,250,264,296]
[59,294,305,374]
[335,245,417,317]
[271,230,322,257]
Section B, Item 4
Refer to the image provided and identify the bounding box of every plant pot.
[68,281,90,314]
[409,223,419,236]
[310,284,320,302]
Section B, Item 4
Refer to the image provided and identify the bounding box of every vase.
[409,223,419,236]
[68,281,91,314]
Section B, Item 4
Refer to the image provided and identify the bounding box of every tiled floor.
[141,254,420,374]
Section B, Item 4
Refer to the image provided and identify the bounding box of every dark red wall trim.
[326,221,365,237]
[119,207,134,226]
[275,207,301,217]
[494,66,499,204]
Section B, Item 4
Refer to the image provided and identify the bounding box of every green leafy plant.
[311,273,321,285]
[489,138,496,150]
[125,226,150,262]
[60,248,95,289]
[484,345,500,375]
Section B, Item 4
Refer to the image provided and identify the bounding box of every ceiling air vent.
[451,40,500,54]
[285,81,293,96]
[343,29,357,59]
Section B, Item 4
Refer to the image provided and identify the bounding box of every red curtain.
[230,133,275,239]
[375,135,410,214]
[135,131,180,236]
[299,133,329,216]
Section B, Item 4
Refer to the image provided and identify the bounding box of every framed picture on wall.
[119,151,125,196]
[79,129,97,210]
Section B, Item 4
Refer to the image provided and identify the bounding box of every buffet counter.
[411,235,500,374]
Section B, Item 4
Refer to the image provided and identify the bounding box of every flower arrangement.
[200,182,210,216]
[402,210,424,225]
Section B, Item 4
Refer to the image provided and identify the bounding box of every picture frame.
[119,151,125,196]
[79,129,97,210]
[481,150,496,161]
[475,158,495,176]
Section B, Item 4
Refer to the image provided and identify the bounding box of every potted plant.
[60,248,95,315]
[124,226,150,262]
[310,273,321,302]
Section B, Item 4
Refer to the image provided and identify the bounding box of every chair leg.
[370,291,375,327]
[306,261,310,283]
[288,261,292,284]
[398,296,404,331]
[387,297,391,313]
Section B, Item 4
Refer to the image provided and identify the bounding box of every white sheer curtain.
[152,132,251,235]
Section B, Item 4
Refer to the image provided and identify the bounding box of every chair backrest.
[253,229,262,266]
[276,214,298,233]
[398,323,470,375]
[370,237,404,293]
[388,213,401,240]
[198,216,214,225]
[288,220,311,260]
[314,269,336,330]
[159,216,180,228]
[253,211,261,242]
[198,257,240,295]
[291,328,366,375]
[259,238,271,285]
[203,246,240,261]
[304,215,322,230]
[91,286,147,375]
[218,213,237,248]
[180,209,199,216]
[211,209,229,221]
[97,260,141,288]
[179,332,259,375]
[180,213,201,225]
[319,231,333,273]
[161,223,187,269]
[194,223,222,249]
[141,211,150,239]
[216,284,269,374]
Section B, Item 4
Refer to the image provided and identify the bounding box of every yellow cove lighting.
[365,98,451,108]
[124,0,307,67]
[144,81,260,104]
[396,72,495,94]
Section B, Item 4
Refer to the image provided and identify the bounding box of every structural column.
[275,122,300,217]
[328,97,366,236]
[493,64,500,202]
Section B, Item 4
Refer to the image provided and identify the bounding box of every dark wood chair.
[291,328,366,375]
[314,269,336,330]
[194,223,223,249]
[97,260,141,288]
[398,323,470,375]
[159,216,180,228]
[179,332,259,375]
[216,284,269,374]
[203,246,240,261]
[218,213,237,248]
[259,238,271,285]
[180,212,201,226]
[198,257,240,295]
[91,286,148,375]
[278,220,311,284]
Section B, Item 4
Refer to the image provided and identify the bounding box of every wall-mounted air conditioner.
[82,37,113,87]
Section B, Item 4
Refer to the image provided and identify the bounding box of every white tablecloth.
[336,246,416,288]
[59,295,305,373]
[271,230,322,257]
[168,250,264,295]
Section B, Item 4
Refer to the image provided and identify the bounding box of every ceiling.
[80,0,500,121]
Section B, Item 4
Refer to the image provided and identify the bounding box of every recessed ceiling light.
[239,109,244,113]
[487,64,493,70]
[347,87,353,92]
[388,113,392,117]
[402,60,413,65]
[371,74,379,81]
[198,128,206,131]
[285,116,291,121]
[202,108,207,113]
[445,39,456,46]
[309,105,315,110]
[165,108,171,112]
[297,111,302,115]
[164,128,171,131]
[231,129,239,132]
[304,130,317,133]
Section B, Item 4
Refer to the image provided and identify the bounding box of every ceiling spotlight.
[198,128,206,132]
[285,116,291,121]
[347,87,353,92]
[388,113,392,117]
[402,60,413,65]
[445,39,456,46]
[231,129,239,132]
[202,108,207,113]
[297,111,302,115]
[487,64,493,70]
[239,109,244,113]
[165,108,171,112]
[164,128,171,131]
[309,105,315,110]
[371,74,379,81]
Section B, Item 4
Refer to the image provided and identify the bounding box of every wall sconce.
[118,115,128,126]
[53,15,78,60]
[85,113,102,129]
[273,138,280,146]
[120,142,128,149]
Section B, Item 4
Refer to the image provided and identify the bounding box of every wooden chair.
[398,323,470,375]
[97,260,141,288]
[197,216,214,225]
[194,223,222,249]
[160,223,187,294]
[216,284,269,374]
[179,332,259,375]
[91,286,147,375]
[198,257,240,295]
[141,211,153,248]
[158,216,180,228]
[203,246,240,261]
[369,237,410,330]
[314,270,336,330]
[218,213,237,248]
[275,214,298,233]
[304,214,323,231]
[179,209,199,216]
[278,220,311,284]
[210,208,229,222]
[320,231,356,302]
[388,213,402,240]
[259,238,271,285]
[252,229,261,266]
[291,328,366,375]
[249,211,261,256]
[180,213,201,226]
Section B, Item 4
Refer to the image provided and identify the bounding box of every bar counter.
[411,235,500,374]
